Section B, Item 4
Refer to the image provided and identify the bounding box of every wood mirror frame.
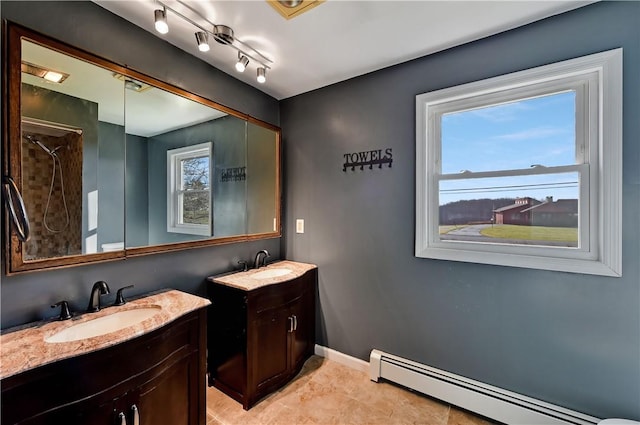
[2,22,281,275]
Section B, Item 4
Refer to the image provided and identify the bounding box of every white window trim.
[415,49,622,277]
[167,142,212,236]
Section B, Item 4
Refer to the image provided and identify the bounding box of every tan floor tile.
[207,416,224,425]
[258,404,319,425]
[308,359,371,396]
[343,380,402,416]
[207,356,495,425]
[447,407,500,425]
[392,387,450,425]
[338,397,394,425]
[275,379,355,419]
[206,386,241,419]
[345,379,449,425]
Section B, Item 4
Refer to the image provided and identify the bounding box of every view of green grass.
[480,225,578,242]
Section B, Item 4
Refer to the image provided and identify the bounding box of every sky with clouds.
[439,91,579,205]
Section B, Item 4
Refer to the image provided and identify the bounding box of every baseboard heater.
[370,350,600,425]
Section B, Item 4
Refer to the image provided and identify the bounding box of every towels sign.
[343,148,392,172]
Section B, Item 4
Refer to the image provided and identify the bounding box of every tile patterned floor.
[206,355,500,425]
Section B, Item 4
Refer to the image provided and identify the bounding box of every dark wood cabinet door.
[135,354,197,425]
[251,307,290,393]
[19,391,127,425]
[289,293,312,371]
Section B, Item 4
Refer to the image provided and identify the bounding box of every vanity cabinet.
[207,267,317,410]
[1,309,207,425]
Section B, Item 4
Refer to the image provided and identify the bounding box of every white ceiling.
[94,0,594,101]
[23,40,226,137]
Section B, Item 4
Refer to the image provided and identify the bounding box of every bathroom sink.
[45,306,162,343]
[251,268,292,280]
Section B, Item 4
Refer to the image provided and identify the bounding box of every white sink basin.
[251,268,292,280]
[45,306,162,343]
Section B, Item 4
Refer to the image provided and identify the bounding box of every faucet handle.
[114,285,134,306]
[51,300,72,321]
[238,260,248,272]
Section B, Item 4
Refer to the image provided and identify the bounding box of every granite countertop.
[209,260,317,291]
[0,289,210,380]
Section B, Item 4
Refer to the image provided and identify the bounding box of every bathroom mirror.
[3,23,281,274]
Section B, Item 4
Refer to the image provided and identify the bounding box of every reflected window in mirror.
[124,81,251,247]
[167,142,212,236]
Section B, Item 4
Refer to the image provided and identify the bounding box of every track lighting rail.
[156,0,272,76]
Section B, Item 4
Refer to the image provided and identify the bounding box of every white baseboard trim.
[314,344,369,373]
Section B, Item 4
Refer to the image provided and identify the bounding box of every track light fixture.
[257,67,266,84]
[235,54,249,73]
[152,0,272,85]
[213,25,235,45]
[154,8,169,34]
[195,31,209,52]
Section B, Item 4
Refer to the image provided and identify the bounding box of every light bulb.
[236,55,249,73]
[43,71,64,83]
[257,67,266,84]
[154,9,169,34]
[195,32,209,52]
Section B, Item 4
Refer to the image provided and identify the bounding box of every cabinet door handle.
[131,404,140,425]
[287,316,293,333]
[118,412,127,425]
[293,314,298,331]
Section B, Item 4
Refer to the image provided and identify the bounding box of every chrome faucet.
[87,280,110,312]
[253,250,270,269]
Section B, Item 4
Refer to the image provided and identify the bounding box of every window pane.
[441,91,576,174]
[181,156,210,190]
[180,191,210,225]
[439,172,579,247]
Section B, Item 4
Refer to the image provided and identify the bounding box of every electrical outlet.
[296,219,304,234]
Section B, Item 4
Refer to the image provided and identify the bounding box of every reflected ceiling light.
[235,54,249,73]
[112,73,153,93]
[154,8,169,34]
[153,0,273,84]
[195,31,210,52]
[257,67,266,84]
[124,80,143,91]
[278,0,303,7]
[21,61,69,84]
[43,71,65,83]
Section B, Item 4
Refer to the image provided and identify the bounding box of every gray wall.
[1,1,280,328]
[281,1,640,420]
[97,121,125,250]
[125,133,149,247]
